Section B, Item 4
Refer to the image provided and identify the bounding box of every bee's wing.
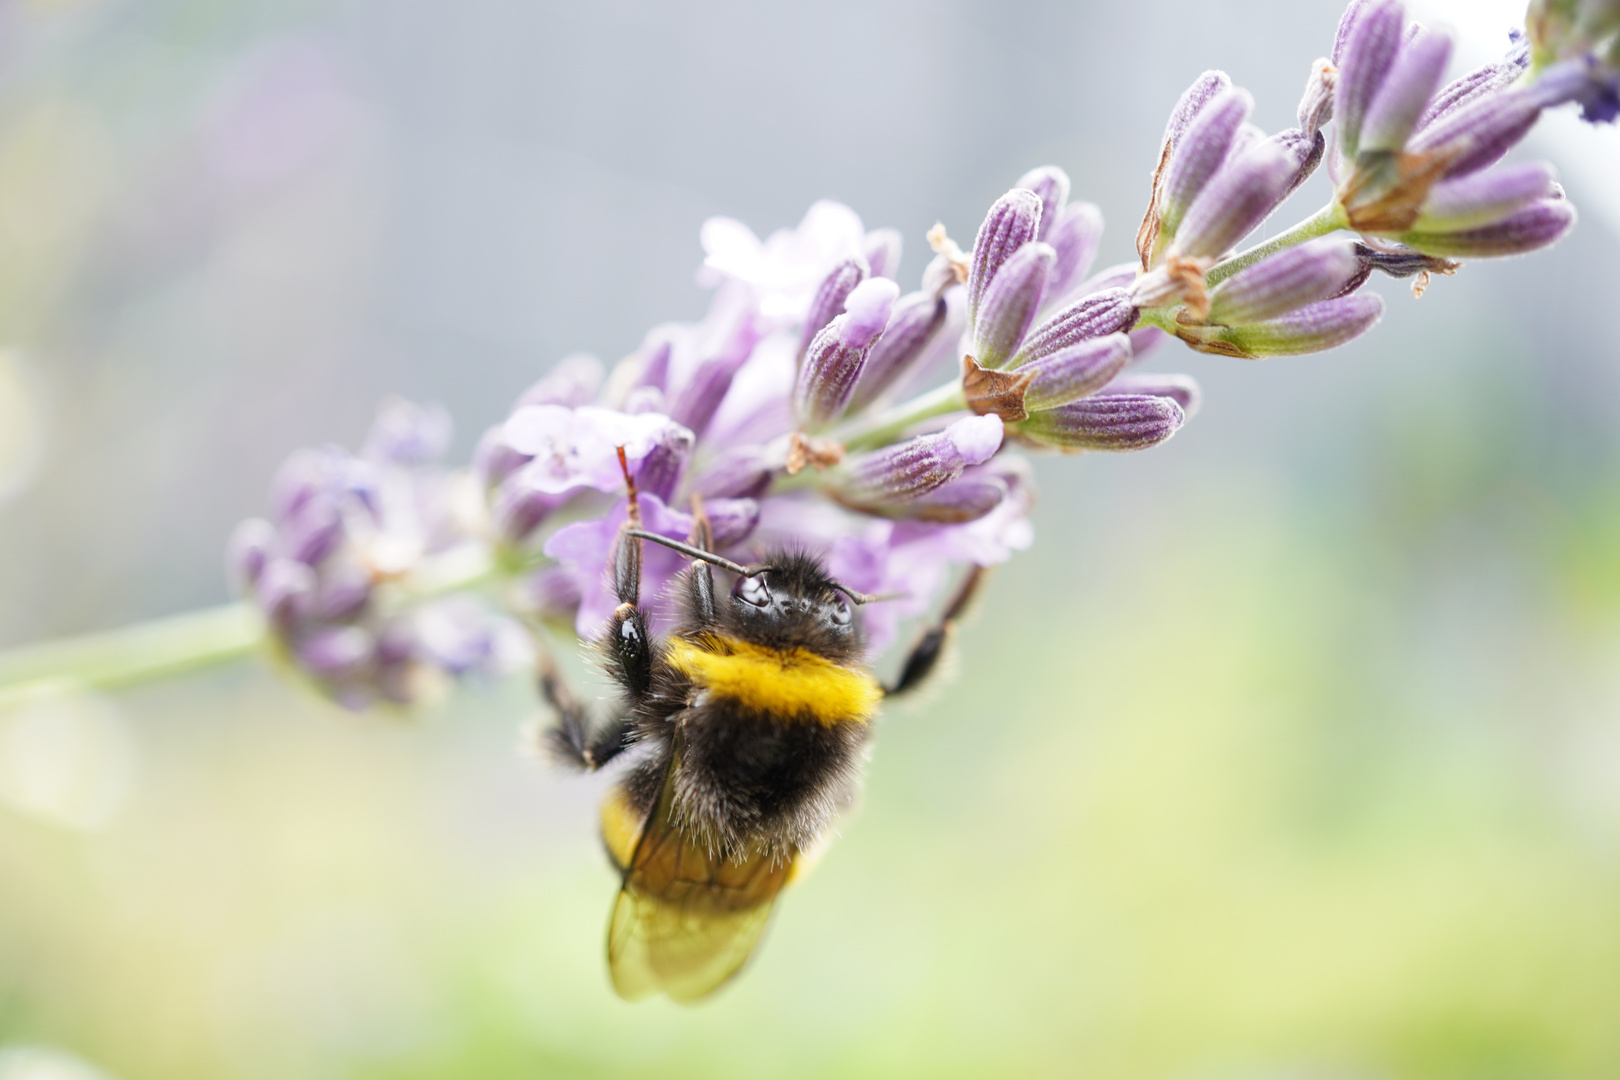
[606,772,792,1003]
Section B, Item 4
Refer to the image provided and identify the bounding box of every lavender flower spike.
[972,241,1055,369]
[794,276,900,429]
[968,189,1043,321]
[834,414,1004,509]
[1015,395,1185,452]
[1204,238,1365,326]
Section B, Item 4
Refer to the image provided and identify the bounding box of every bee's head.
[720,549,865,662]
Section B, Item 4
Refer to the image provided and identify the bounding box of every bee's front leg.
[885,565,987,698]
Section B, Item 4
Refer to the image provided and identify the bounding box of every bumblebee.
[542,450,980,1002]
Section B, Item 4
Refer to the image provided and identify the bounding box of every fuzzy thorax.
[665,635,881,726]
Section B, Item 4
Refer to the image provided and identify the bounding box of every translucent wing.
[604,772,792,1003]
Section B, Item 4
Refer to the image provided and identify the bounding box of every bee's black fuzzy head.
[715,548,864,663]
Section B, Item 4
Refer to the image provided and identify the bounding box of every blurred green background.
[2,0,1620,1077]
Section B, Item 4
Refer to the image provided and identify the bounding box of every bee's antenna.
[836,587,907,606]
[623,529,762,578]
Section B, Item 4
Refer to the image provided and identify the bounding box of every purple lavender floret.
[229,399,532,709]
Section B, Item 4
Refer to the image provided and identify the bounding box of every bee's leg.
[885,565,987,698]
[538,649,633,770]
[684,495,718,627]
[606,447,656,701]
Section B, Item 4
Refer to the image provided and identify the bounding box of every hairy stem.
[835,380,968,452]
[1205,202,1348,287]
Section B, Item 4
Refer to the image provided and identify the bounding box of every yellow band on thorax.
[665,635,881,726]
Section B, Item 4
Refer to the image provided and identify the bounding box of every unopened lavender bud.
[257,558,317,628]
[1021,334,1133,412]
[1298,57,1337,137]
[968,189,1043,321]
[516,354,605,408]
[885,472,1007,524]
[670,352,750,439]
[1273,128,1326,200]
[691,447,773,499]
[1205,237,1364,326]
[315,565,374,622]
[1161,71,1234,152]
[493,483,559,545]
[1410,90,1542,180]
[1013,288,1139,365]
[1016,395,1184,452]
[1419,58,1527,131]
[1095,373,1203,418]
[1161,88,1253,239]
[1015,166,1071,243]
[1361,28,1453,153]
[1399,194,1576,256]
[838,414,1003,505]
[227,518,277,591]
[794,277,900,428]
[1174,141,1298,259]
[798,257,868,359]
[1415,161,1558,230]
[1335,0,1405,158]
[633,424,695,502]
[1184,294,1385,357]
[848,291,948,413]
[284,498,344,567]
[1332,0,1377,65]
[1045,201,1104,300]
[296,626,375,679]
[863,229,903,280]
[702,497,763,548]
[972,242,1054,369]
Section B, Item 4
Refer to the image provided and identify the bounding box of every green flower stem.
[0,602,262,697]
[1205,202,1348,287]
[0,544,503,701]
[835,380,968,452]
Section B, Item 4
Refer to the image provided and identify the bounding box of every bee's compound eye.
[829,594,852,627]
[734,574,771,608]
